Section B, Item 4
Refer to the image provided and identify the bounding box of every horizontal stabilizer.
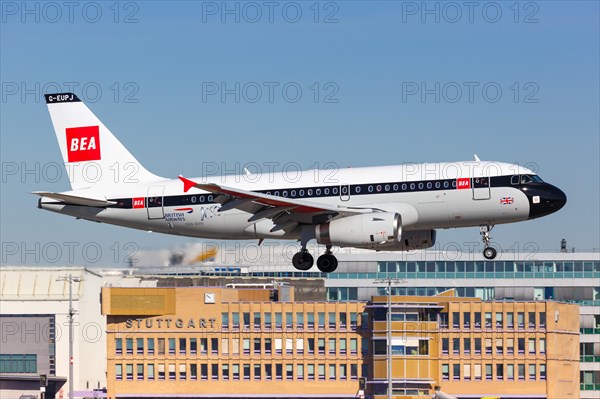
[32,191,116,207]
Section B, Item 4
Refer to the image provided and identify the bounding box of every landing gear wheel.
[292,252,314,271]
[316,254,338,273]
[483,247,497,260]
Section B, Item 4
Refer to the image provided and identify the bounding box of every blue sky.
[1,1,598,266]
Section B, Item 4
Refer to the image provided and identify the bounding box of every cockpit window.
[520,174,544,184]
[530,175,544,183]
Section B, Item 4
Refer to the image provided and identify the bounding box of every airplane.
[36,93,567,273]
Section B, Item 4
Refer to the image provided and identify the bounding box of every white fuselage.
[40,161,533,241]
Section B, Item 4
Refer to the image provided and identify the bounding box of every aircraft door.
[340,184,351,201]
[472,177,491,200]
[147,185,165,219]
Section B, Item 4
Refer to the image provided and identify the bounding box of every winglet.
[178,175,197,193]
[474,154,481,162]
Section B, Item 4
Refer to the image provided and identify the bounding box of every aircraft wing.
[178,176,369,229]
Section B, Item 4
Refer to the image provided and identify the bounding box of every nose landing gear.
[480,225,497,260]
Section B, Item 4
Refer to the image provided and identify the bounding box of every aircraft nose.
[527,183,567,219]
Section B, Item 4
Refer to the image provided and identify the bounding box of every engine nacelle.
[315,212,401,249]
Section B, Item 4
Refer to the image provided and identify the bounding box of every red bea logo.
[65,126,101,162]
[457,178,471,189]
[132,197,145,209]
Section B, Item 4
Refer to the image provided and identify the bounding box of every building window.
[265,338,272,354]
[254,364,261,380]
[137,364,144,380]
[350,312,358,330]
[517,312,525,329]
[328,312,336,329]
[286,312,293,329]
[452,312,460,328]
[211,364,218,380]
[507,312,514,328]
[222,312,229,329]
[340,339,347,355]
[540,312,546,328]
[168,338,176,355]
[254,338,261,355]
[442,338,449,355]
[329,338,336,355]
[244,338,251,355]
[518,338,525,355]
[474,338,481,355]
[253,312,261,329]
[540,364,546,380]
[243,364,250,380]
[308,364,315,380]
[115,338,123,355]
[297,312,304,329]
[496,364,504,380]
[136,338,144,355]
[485,312,492,328]
[201,364,208,380]
[329,364,336,380]
[190,364,197,380]
[265,364,272,380]
[275,338,283,355]
[442,364,449,380]
[190,338,197,355]
[463,312,471,329]
[296,338,304,355]
[169,364,176,380]
[463,364,471,380]
[276,364,283,380]
[264,312,272,329]
[350,338,358,355]
[340,312,347,329]
[507,364,514,380]
[126,364,133,380]
[156,339,165,355]
[126,338,133,355]
[453,364,460,380]
[453,338,460,355]
[211,338,218,355]
[200,338,208,355]
[318,364,326,380]
[518,364,525,380]
[222,364,229,380]
[485,364,492,381]
[351,364,358,380]
[507,338,514,355]
[463,338,471,354]
[147,338,154,355]
[474,312,481,328]
[179,338,186,355]
[243,312,250,328]
[275,312,282,329]
[158,364,165,380]
[540,338,546,354]
[529,364,536,380]
[318,312,325,329]
[286,364,293,380]
[307,313,315,329]
[528,312,536,329]
[147,363,155,380]
[232,312,240,329]
[286,338,293,355]
[115,364,122,380]
[485,338,492,355]
[496,338,503,355]
[474,364,482,381]
[318,338,325,355]
[528,338,536,354]
[339,364,347,380]
[232,364,240,380]
[496,312,503,329]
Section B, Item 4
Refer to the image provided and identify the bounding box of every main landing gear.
[480,225,498,260]
[292,244,338,273]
